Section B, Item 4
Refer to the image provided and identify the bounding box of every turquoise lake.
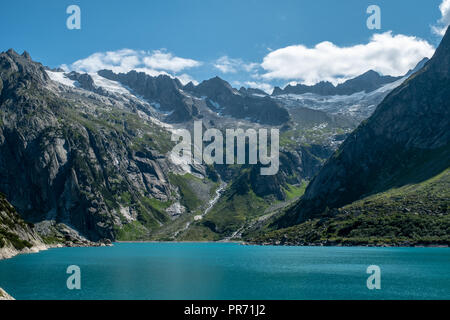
[0,243,449,300]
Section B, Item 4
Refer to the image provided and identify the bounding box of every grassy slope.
[178,181,307,241]
[246,168,450,246]
[144,173,221,241]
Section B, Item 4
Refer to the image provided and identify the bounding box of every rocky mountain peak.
[405,57,429,77]
[97,69,198,122]
[21,51,31,60]
[193,76,290,125]
[427,26,450,78]
[0,49,49,86]
[183,81,196,92]
[66,71,96,91]
[350,69,382,82]
[195,76,235,96]
[271,67,414,97]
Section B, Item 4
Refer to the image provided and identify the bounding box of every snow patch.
[89,73,132,95]
[46,71,78,88]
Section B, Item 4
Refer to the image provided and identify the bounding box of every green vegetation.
[137,197,170,228]
[114,172,220,241]
[202,187,269,237]
[0,228,33,250]
[344,168,449,216]
[62,106,174,155]
[246,169,450,246]
[168,173,203,212]
[41,235,65,245]
[113,195,174,240]
[183,169,307,240]
[141,197,173,212]
[0,194,34,250]
[283,182,307,200]
[115,221,150,241]
[279,124,352,149]
[247,212,450,246]
[110,166,224,241]
[177,224,221,241]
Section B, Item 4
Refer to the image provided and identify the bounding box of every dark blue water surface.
[0,243,448,300]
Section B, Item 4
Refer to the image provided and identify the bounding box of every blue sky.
[1,0,449,92]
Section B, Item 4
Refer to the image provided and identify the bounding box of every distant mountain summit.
[189,76,290,124]
[272,59,429,97]
[98,69,198,123]
[97,71,289,125]
[238,87,268,96]
[276,28,449,227]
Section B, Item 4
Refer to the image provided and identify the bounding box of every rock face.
[276,28,450,227]
[0,49,185,241]
[66,71,96,91]
[98,70,199,123]
[0,193,47,260]
[1,186,106,259]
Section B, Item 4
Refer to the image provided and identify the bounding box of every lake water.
[0,243,448,300]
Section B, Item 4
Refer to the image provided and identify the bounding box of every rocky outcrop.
[238,87,268,96]
[0,287,14,300]
[0,193,47,260]
[276,28,450,227]
[66,71,96,91]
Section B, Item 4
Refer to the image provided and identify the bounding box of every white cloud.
[142,50,201,72]
[214,56,258,74]
[71,49,141,74]
[432,0,450,36]
[260,32,435,85]
[68,49,200,83]
[244,81,273,95]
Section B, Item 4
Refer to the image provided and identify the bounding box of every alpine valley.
[1,28,449,261]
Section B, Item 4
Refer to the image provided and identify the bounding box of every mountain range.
[246,28,450,246]
[0,28,448,256]
[272,58,429,96]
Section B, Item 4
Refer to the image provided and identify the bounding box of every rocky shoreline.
[98,239,450,247]
[0,243,58,261]
[0,239,113,261]
[0,287,14,300]
[243,240,450,247]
